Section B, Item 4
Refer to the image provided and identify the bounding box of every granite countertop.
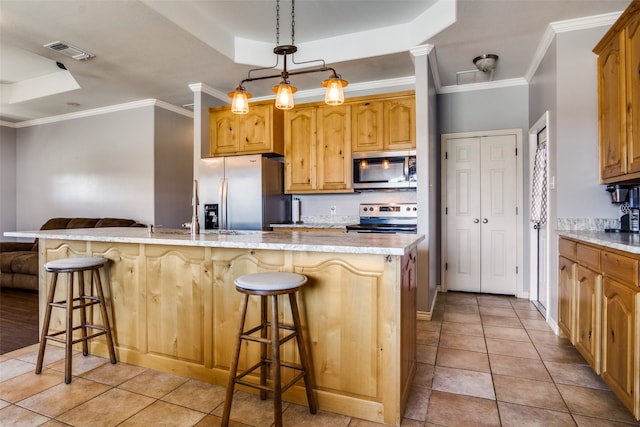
[4,227,424,256]
[557,230,640,254]
[270,222,352,229]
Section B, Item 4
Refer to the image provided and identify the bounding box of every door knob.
[483,218,488,223]
[474,218,480,223]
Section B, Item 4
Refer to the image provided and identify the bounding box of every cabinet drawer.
[577,243,600,270]
[601,251,639,286]
[559,238,577,259]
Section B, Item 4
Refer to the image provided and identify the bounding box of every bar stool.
[222,272,317,427]
[35,256,117,384]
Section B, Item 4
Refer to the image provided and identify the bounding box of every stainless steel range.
[346,203,417,234]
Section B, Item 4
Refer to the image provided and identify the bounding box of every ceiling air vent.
[44,41,95,61]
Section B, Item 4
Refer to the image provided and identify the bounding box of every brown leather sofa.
[0,217,145,292]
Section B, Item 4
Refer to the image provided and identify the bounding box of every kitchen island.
[5,227,424,426]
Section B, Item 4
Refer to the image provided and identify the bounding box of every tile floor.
[1,291,639,426]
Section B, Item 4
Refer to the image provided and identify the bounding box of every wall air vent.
[44,41,95,61]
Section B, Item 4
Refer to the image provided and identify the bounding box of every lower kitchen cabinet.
[574,264,602,372]
[558,236,640,420]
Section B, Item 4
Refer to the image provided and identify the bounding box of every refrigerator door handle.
[220,178,228,230]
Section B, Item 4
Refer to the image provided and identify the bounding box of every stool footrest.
[50,296,101,310]
[235,360,307,395]
[45,325,108,345]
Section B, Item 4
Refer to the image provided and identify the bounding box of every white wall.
[1,126,17,240]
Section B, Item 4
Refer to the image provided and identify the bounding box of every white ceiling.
[0,0,632,124]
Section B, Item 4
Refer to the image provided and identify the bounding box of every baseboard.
[416,287,440,321]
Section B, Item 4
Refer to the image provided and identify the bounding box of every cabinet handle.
[474,218,480,223]
[483,218,488,223]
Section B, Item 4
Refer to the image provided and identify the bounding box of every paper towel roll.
[292,198,302,224]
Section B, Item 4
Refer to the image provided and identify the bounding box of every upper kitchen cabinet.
[209,102,284,157]
[594,0,640,183]
[284,104,353,194]
[352,92,416,152]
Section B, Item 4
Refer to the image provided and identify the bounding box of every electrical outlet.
[330,205,336,215]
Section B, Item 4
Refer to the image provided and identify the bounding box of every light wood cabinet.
[400,248,417,415]
[558,236,640,420]
[352,95,416,152]
[594,1,640,183]
[558,256,576,341]
[284,104,352,194]
[209,102,284,156]
[574,264,602,372]
[602,277,638,415]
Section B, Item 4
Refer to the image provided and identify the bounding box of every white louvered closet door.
[445,134,518,295]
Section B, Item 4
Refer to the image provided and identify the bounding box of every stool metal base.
[35,260,116,384]
[222,285,317,427]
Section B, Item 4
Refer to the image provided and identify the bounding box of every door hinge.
[515,148,518,156]
[516,266,519,274]
[445,207,448,214]
[445,263,448,271]
[516,206,518,215]
[445,152,448,159]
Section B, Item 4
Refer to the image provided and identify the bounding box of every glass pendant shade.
[229,89,251,114]
[273,82,297,110]
[322,77,348,105]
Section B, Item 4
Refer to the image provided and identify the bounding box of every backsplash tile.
[557,218,619,231]
[302,215,358,225]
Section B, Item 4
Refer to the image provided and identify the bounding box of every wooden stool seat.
[36,256,116,384]
[222,272,317,427]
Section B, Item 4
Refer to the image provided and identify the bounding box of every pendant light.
[229,0,348,114]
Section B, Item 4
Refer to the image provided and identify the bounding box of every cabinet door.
[598,32,627,180]
[626,12,640,175]
[575,265,602,372]
[400,248,417,413]
[384,97,415,150]
[352,101,384,152]
[210,110,238,156]
[558,256,576,342]
[601,277,638,416]
[238,104,272,153]
[317,104,352,191]
[285,108,317,193]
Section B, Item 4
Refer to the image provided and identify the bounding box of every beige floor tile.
[443,312,482,324]
[444,303,480,314]
[161,379,227,413]
[441,320,484,337]
[0,368,64,403]
[118,368,189,399]
[14,345,66,367]
[486,338,540,360]
[432,366,495,400]
[0,403,50,426]
[118,399,206,426]
[479,306,518,318]
[348,419,388,427]
[47,353,109,378]
[515,309,545,320]
[442,292,478,306]
[438,333,487,353]
[477,296,513,308]
[193,414,250,426]
[483,325,531,342]
[426,390,500,426]
[493,374,568,412]
[557,384,638,423]
[497,401,576,426]
[39,419,69,426]
[510,300,539,311]
[211,390,288,427]
[527,329,572,347]
[17,377,110,417]
[80,360,146,386]
[572,414,640,426]
[0,358,35,382]
[488,354,551,382]
[417,319,441,332]
[436,347,490,373]
[402,419,426,426]
[416,344,437,365]
[520,318,553,331]
[535,343,587,364]
[544,361,609,390]
[0,399,10,409]
[431,309,444,321]
[2,343,40,359]
[282,402,351,426]
[403,385,431,421]
[481,315,524,329]
[417,328,440,346]
[413,362,435,388]
[56,387,154,427]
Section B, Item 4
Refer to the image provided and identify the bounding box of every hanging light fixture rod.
[228,0,348,114]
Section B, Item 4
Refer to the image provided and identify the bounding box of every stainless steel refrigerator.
[198,155,291,230]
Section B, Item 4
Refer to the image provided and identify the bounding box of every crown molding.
[0,120,18,129]
[11,99,192,128]
[439,77,528,94]
[189,82,229,102]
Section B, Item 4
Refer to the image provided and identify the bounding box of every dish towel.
[531,140,548,225]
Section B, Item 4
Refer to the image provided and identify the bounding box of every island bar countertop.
[5,227,424,255]
[4,226,423,426]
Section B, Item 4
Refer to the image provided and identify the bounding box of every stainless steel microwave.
[352,150,416,190]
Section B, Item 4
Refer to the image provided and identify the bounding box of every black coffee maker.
[606,185,640,232]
